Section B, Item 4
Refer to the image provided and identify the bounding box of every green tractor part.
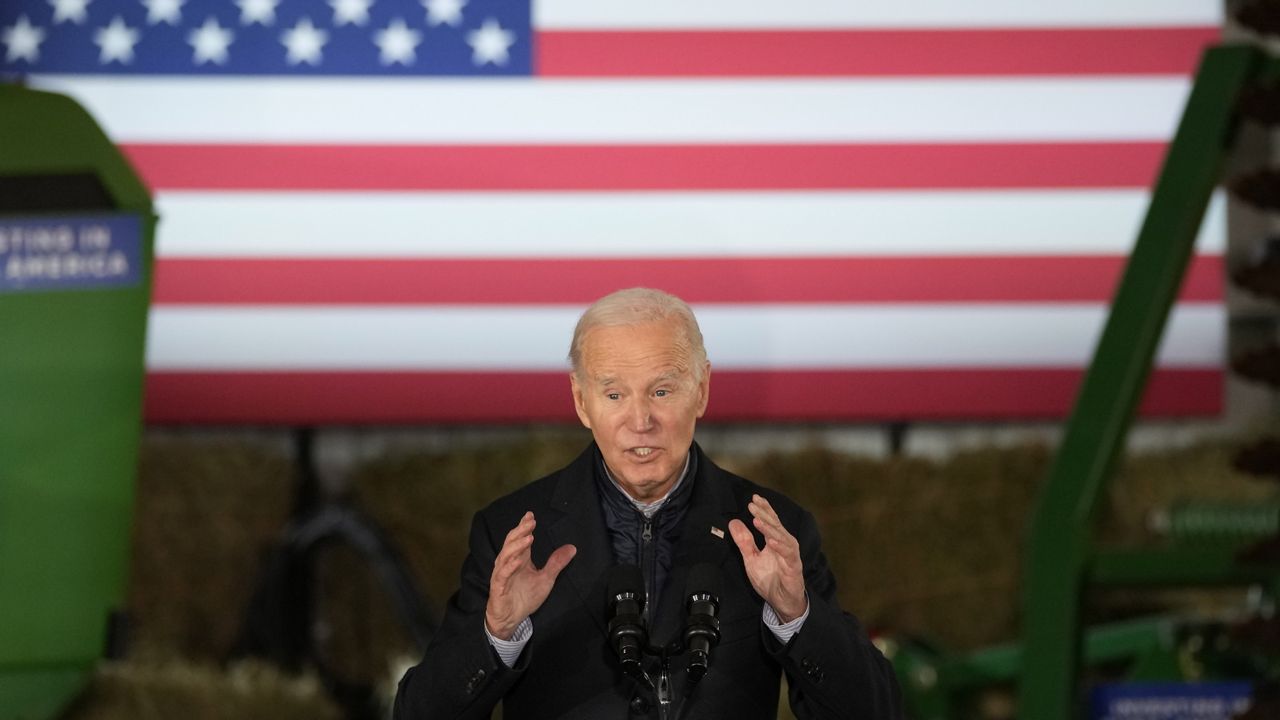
[1019,44,1280,720]
[886,42,1280,720]
[0,84,155,719]
[888,616,1194,720]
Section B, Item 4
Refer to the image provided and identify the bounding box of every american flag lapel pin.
[710,526,725,539]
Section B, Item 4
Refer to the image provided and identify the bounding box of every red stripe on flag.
[143,368,1222,424]
[152,255,1224,305]
[538,27,1219,77]
[122,143,1166,191]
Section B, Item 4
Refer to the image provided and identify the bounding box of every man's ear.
[695,362,711,418]
[570,373,592,429]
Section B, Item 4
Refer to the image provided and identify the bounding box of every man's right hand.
[485,511,577,640]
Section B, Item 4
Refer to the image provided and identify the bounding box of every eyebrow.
[591,369,683,387]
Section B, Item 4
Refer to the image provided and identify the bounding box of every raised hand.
[728,494,807,623]
[485,511,577,640]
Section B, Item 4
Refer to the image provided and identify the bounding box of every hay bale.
[351,429,589,624]
[129,436,293,660]
[735,443,1049,651]
[61,660,341,720]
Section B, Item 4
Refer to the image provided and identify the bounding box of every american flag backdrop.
[3,0,1225,424]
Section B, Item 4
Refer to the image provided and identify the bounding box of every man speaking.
[394,288,902,719]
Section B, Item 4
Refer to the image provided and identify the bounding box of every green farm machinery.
[0,85,155,720]
[888,42,1280,720]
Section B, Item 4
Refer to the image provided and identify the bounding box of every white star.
[329,0,372,27]
[142,0,184,26]
[422,0,465,27]
[374,18,421,66]
[466,17,514,67]
[236,0,278,26]
[49,0,90,25]
[94,16,140,65]
[280,16,327,66]
[188,16,233,65]
[2,15,46,63]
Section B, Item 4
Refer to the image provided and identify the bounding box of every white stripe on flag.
[30,76,1192,143]
[153,190,1228,258]
[146,304,1223,371]
[535,0,1222,29]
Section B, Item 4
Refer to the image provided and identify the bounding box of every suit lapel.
[539,447,613,637]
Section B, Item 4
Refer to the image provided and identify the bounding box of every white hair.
[569,288,707,380]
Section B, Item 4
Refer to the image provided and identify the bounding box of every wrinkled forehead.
[579,322,695,383]
[591,366,691,390]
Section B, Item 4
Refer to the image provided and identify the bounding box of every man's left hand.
[728,494,808,623]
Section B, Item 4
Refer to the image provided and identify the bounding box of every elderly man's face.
[571,319,710,502]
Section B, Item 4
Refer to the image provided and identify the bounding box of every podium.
[0,84,155,720]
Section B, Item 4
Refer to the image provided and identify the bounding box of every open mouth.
[631,447,657,458]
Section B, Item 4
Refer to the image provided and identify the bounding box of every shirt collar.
[602,450,693,518]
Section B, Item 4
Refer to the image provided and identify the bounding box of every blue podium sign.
[1090,682,1253,720]
[0,214,143,293]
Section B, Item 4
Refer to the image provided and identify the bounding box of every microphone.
[682,563,722,687]
[606,564,652,688]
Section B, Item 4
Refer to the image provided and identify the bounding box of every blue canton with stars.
[0,0,530,76]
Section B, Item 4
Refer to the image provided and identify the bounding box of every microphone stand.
[610,566,720,719]
[624,640,672,720]
[631,636,710,720]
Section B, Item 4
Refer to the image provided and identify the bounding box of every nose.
[627,397,654,432]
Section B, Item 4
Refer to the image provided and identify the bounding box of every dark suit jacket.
[394,443,902,719]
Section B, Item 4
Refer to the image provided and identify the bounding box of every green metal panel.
[1090,547,1279,587]
[0,670,92,720]
[0,85,155,719]
[0,86,151,208]
[1017,45,1265,720]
